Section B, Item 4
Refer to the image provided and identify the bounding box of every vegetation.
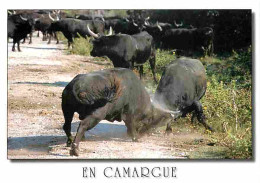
[68,35,93,56]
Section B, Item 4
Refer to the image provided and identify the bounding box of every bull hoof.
[70,148,79,156]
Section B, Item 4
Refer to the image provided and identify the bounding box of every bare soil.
[8,34,220,159]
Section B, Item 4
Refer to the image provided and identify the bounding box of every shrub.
[67,36,93,56]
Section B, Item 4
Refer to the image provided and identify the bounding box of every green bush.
[67,36,93,56]
[205,46,252,88]
[200,47,252,159]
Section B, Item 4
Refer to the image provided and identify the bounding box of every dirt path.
[8,34,215,159]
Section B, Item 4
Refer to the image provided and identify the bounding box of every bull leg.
[193,101,213,132]
[22,38,26,44]
[138,65,144,80]
[165,122,172,133]
[29,32,32,44]
[62,109,74,147]
[125,115,138,142]
[148,57,157,83]
[17,41,21,52]
[43,32,46,41]
[70,107,107,156]
[37,31,40,37]
[70,118,100,156]
[54,32,59,44]
[191,111,197,123]
[47,33,52,44]
[12,42,16,52]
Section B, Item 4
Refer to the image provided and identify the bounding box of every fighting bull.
[87,26,157,83]
[62,68,174,156]
[154,57,213,132]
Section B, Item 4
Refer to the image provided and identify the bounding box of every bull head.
[138,105,175,134]
[49,12,59,22]
[87,24,113,38]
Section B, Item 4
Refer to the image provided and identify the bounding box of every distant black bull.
[88,26,157,83]
[34,13,59,43]
[154,57,213,131]
[104,17,143,34]
[161,27,214,56]
[48,18,105,48]
[62,68,173,156]
[8,14,35,51]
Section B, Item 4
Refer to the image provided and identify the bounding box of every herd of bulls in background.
[7,9,214,55]
[8,10,213,156]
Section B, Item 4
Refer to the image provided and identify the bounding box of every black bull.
[154,57,213,131]
[48,18,105,48]
[62,68,173,156]
[89,30,157,83]
[161,27,214,56]
[8,14,35,52]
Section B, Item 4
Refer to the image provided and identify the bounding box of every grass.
[65,35,252,159]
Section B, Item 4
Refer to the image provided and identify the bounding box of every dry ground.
[7,34,220,159]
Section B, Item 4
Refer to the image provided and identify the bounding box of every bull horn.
[174,20,183,27]
[133,21,138,26]
[19,15,28,21]
[13,10,16,14]
[125,18,129,22]
[8,10,12,15]
[34,18,40,22]
[144,21,149,26]
[107,26,113,36]
[156,21,162,31]
[56,14,60,21]
[49,12,55,21]
[87,24,99,38]
[145,16,150,20]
